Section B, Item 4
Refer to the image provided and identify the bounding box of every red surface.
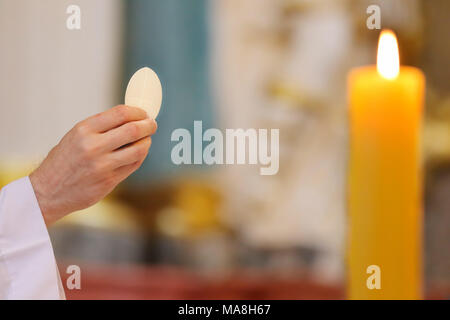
[60,264,448,300]
[60,264,344,300]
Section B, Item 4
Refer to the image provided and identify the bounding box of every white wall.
[0,0,124,159]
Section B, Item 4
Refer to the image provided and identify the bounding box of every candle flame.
[377,30,400,80]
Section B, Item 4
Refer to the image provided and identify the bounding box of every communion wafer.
[125,67,162,119]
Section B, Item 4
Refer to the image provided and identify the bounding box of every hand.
[29,105,157,226]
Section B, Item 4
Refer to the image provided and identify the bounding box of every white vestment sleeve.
[0,177,65,300]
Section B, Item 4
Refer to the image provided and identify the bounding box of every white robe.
[0,177,65,300]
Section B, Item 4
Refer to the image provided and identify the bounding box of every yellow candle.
[347,30,425,299]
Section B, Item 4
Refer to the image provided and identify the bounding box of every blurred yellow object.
[0,158,38,189]
[54,199,142,234]
[424,96,450,162]
[156,179,223,238]
[267,80,324,111]
[424,120,450,161]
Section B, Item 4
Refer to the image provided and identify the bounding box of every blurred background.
[0,0,448,299]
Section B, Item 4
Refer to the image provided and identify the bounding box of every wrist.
[29,169,57,226]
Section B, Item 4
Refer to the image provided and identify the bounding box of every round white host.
[125,67,163,119]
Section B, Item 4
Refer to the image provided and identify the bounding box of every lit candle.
[347,30,425,299]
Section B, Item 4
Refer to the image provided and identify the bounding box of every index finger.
[85,105,149,133]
